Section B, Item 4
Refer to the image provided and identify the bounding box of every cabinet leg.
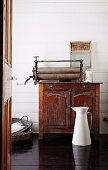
[39,132,43,140]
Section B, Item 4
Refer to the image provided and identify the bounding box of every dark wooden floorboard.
[11,166,39,170]
[11,134,108,170]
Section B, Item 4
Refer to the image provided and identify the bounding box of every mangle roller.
[25,56,83,84]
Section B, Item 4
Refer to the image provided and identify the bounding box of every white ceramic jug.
[72,107,91,146]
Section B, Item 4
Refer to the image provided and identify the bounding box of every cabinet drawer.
[43,83,96,91]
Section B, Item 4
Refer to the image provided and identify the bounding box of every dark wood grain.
[11,134,108,170]
[39,82,100,139]
[0,0,3,168]
[1,0,12,169]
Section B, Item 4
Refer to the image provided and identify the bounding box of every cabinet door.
[70,90,96,132]
[43,91,70,129]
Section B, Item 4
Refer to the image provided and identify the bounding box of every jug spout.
[71,107,88,114]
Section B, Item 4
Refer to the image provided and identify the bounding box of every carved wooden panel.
[44,92,69,129]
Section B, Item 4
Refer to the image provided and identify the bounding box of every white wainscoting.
[12,0,108,133]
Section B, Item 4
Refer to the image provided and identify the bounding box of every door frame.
[0,0,3,168]
[0,0,12,169]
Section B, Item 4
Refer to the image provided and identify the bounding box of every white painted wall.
[12,0,108,133]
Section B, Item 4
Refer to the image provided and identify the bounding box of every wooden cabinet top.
[39,82,102,92]
[39,81,102,84]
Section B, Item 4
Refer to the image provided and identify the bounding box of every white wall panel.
[93,73,108,83]
[12,103,38,113]
[12,0,108,133]
[100,104,108,113]
[100,93,108,104]
[12,92,38,103]
[12,83,38,93]
[100,83,108,93]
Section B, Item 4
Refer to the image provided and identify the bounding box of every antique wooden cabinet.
[39,82,100,139]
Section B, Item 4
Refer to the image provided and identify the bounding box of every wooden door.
[0,0,12,169]
[43,91,70,130]
[70,87,96,133]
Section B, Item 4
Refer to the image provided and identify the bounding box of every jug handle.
[87,112,92,131]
